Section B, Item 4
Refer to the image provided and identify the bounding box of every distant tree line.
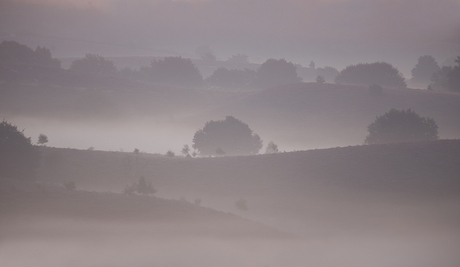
[0,41,61,69]
[2,41,459,93]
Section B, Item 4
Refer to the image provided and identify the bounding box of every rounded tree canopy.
[364,109,438,145]
[192,116,263,156]
[335,62,406,87]
[411,55,440,83]
[0,120,40,180]
[257,58,302,88]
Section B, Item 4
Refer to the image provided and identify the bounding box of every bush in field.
[192,116,263,156]
[0,120,40,180]
[364,109,438,145]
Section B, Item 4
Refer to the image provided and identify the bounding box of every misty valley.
[1,3,460,265]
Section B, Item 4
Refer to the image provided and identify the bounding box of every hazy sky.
[1,0,459,70]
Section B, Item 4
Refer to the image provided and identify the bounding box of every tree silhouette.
[136,176,157,195]
[37,134,48,146]
[0,120,40,180]
[69,54,117,76]
[411,55,440,84]
[0,41,61,68]
[181,144,190,156]
[148,56,202,87]
[335,62,406,87]
[265,141,279,154]
[257,59,302,88]
[364,109,438,145]
[192,116,263,156]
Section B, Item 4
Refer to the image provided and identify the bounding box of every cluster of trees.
[0,41,61,69]
[407,55,459,92]
[429,56,460,92]
[205,58,302,90]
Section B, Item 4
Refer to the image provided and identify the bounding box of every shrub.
[364,109,438,144]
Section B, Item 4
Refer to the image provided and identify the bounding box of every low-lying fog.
[6,116,196,154]
[2,198,459,267]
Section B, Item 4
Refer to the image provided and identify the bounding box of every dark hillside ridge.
[37,139,460,196]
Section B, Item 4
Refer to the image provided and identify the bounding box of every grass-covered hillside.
[38,139,460,196]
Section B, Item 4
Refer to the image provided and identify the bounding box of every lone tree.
[37,134,48,146]
[335,62,406,87]
[69,54,117,76]
[411,55,440,84]
[0,120,40,180]
[364,109,438,145]
[257,58,302,88]
[192,116,263,156]
[181,144,190,156]
[265,141,279,154]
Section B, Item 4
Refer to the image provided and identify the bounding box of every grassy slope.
[38,139,460,196]
[0,181,289,239]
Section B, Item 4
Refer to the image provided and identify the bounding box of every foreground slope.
[38,139,460,196]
